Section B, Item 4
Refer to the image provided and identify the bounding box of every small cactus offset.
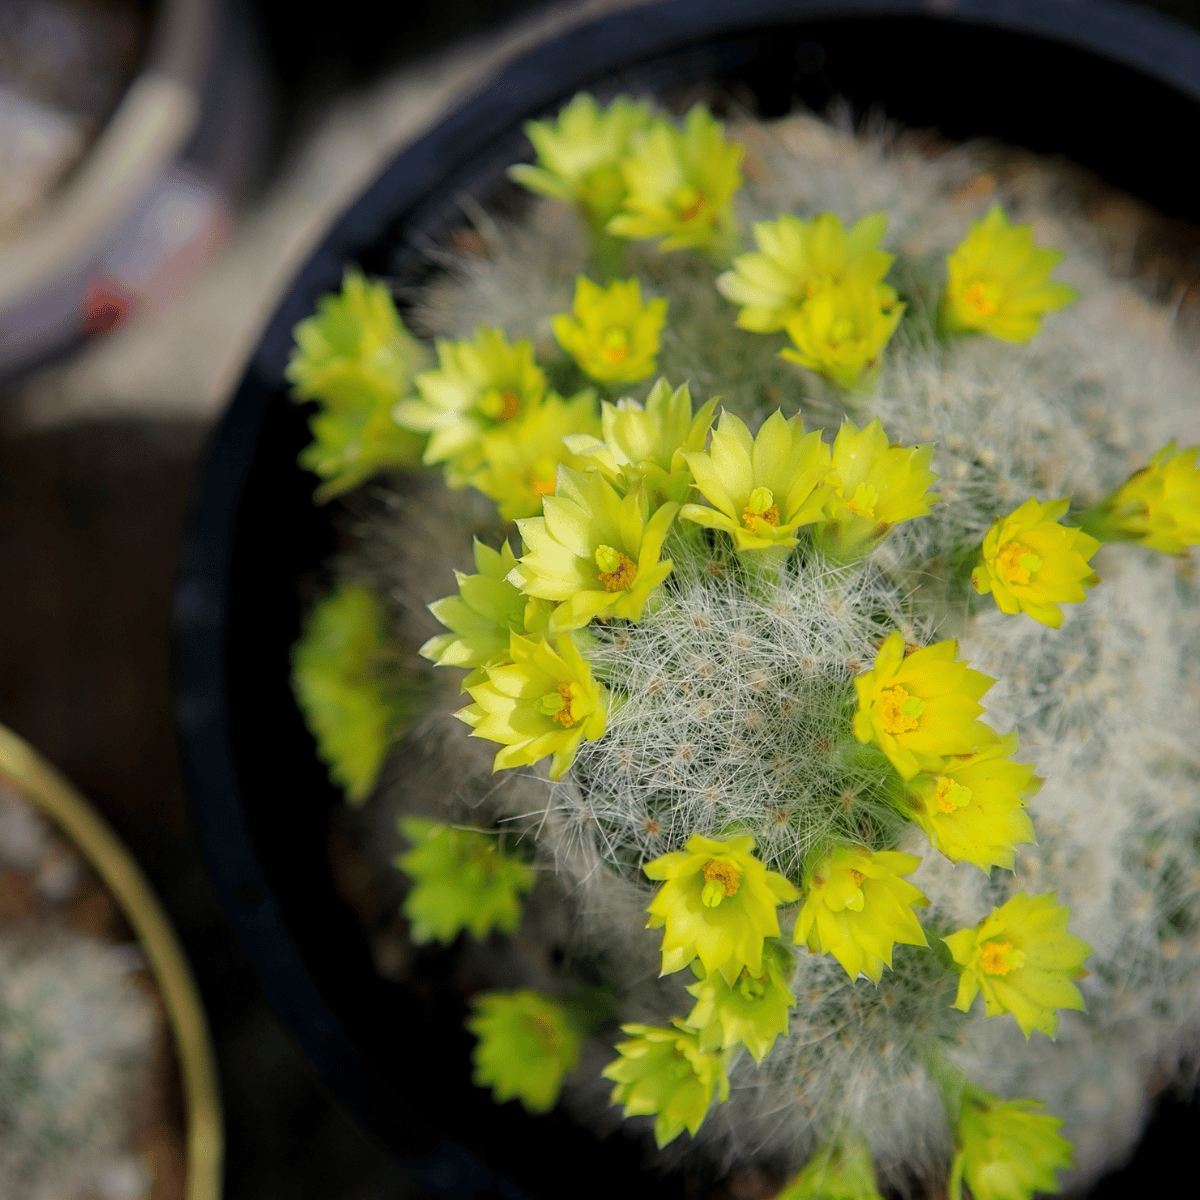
[288,92,1200,1194]
[0,930,156,1198]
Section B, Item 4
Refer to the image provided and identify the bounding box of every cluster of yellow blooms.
[286,90,1200,1200]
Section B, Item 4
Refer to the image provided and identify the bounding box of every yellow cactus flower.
[507,92,657,233]
[287,270,430,501]
[780,278,904,390]
[607,105,745,255]
[291,582,418,805]
[815,418,940,559]
[683,939,796,1062]
[940,205,1077,342]
[393,327,546,486]
[1077,441,1200,555]
[717,210,893,333]
[508,466,679,631]
[971,497,1101,628]
[950,1088,1074,1200]
[458,631,606,780]
[468,389,601,521]
[467,990,582,1113]
[602,1021,730,1147]
[852,631,996,781]
[793,846,928,983]
[396,817,535,945]
[644,833,800,985]
[420,539,550,688]
[680,410,834,553]
[943,892,1091,1040]
[552,276,668,384]
[777,1134,882,1200]
[563,378,718,505]
[905,732,1040,873]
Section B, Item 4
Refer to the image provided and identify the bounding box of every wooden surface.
[0,416,417,1198]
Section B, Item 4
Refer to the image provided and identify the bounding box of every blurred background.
[1,1,1199,1197]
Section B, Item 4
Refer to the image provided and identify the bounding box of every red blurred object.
[83,277,135,334]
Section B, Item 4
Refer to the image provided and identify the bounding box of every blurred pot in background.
[0,0,269,378]
[0,723,221,1200]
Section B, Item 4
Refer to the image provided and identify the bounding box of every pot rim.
[0,0,214,315]
[173,0,1200,1190]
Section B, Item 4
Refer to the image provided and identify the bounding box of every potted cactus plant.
[174,2,1200,1196]
[0,724,222,1200]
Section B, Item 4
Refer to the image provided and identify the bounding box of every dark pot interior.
[174,2,1200,1196]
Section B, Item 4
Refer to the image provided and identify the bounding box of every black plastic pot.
[173,2,1200,1197]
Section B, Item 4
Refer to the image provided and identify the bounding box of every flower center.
[963,280,1000,317]
[846,483,879,519]
[527,456,558,498]
[877,684,925,734]
[995,540,1043,586]
[673,186,706,223]
[934,776,972,814]
[736,969,769,1002]
[601,328,631,363]
[595,544,638,591]
[524,1012,559,1052]
[742,486,780,529]
[979,940,1026,976]
[701,859,742,907]
[537,682,579,726]
[478,387,522,420]
[829,315,856,347]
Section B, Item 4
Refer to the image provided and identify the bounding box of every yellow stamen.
[676,189,706,222]
[878,684,925,734]
[849,869,865,885]
[963,281,999,317]
[736,970,769,1002]
[551,682,576,726]
[529,475,556,497]
[995,540,1043,586]
[538,682,578,726]
[498,389,521,420]
[595,544,637,592]
[979,940,1025,976]
[846,484,879,519]
[934,776,972,813]
[701,859,742,907]
[742,486,780,529]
